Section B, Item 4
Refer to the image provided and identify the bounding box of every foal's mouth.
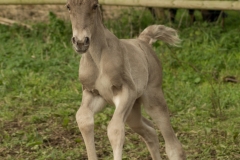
[74,46,89,54]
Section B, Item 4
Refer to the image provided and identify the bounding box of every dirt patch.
[0,5,69,23]
[0,118,82,157]
[0,5,130,23]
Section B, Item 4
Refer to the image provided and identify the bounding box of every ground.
[0,5,128,23]
[1,4,240,160]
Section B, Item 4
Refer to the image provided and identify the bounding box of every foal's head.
[66,0,101,53]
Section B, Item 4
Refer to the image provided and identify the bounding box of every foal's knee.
[107,120,125,144]
[76,107,94,133]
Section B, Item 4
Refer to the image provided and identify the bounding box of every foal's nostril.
[72,37,89,46]
[72,37,76,44]
[84,37,90,46]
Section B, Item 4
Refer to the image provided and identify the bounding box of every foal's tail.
[138,25,181,46]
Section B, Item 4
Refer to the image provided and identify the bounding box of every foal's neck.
[88,17,119,66]
[88,24,106,65]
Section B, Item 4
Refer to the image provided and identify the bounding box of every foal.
[66,0,185,159]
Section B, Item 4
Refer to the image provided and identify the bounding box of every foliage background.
[0,8,240,159]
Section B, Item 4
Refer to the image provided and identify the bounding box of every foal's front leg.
[76,90,106,160]
[108,85,137,160]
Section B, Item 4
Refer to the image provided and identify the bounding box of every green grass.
[0,10,240,159]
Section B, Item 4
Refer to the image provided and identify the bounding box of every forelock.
[70,0,84,5]
[69,0,97,5]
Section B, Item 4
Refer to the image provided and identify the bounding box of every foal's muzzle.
[72,36,90,53]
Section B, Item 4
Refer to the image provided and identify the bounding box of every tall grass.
[0,9,240,159]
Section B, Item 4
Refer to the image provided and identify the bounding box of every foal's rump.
[119,39,149,95]
[119,25,179,92]
[136,25,181,86]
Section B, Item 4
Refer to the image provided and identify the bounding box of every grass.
[0,9,240,160]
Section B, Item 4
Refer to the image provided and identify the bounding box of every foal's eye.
[66,4,71,11]
[92,4,99,10]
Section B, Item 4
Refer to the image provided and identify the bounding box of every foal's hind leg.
[142,88,186,160]
[126,98,162,160]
